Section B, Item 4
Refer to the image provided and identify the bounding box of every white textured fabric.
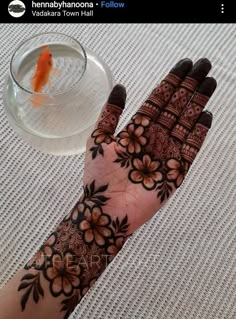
[0,24,236,319]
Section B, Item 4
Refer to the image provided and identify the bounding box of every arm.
[0,58,217,319]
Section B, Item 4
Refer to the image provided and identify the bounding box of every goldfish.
[31,46,54,107]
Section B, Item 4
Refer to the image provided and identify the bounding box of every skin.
[0,58,217,319]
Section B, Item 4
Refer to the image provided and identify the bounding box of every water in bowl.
[4,41,113,154]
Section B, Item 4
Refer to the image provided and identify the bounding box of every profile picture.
[8,0,25,17]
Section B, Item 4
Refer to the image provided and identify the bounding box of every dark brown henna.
[128,155,163,190]
[17,60,215,318]
[18,181,130,319]
[96,104,123,135]
[89,85,126,159]
[157,59,211,131]
[118,123,148,154]
[18,272,44,311]
[181,112,212,163]
[171,77,216,142]
[137,59,192,121]
[137,73,180,121]
[88,60,215,205]
[157,77,198,130]
[89,104,121,159]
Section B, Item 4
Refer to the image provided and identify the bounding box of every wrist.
[68,180,130,257]
[18,180,130,318]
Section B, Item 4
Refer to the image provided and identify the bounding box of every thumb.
[94,84,127,134]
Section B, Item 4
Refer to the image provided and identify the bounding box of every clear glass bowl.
[3,32,113,155]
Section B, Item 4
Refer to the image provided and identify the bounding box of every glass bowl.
[3,32,113,155]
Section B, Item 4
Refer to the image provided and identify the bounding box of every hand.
[85,58,217,234]
[5,58,217,319]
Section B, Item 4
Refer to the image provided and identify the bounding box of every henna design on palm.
[89,58,216,205]
[89,85,125,159]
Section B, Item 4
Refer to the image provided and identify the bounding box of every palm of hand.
[84,58,216,233]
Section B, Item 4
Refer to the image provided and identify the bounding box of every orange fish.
[32,46,53,93]
[31,46,53,107]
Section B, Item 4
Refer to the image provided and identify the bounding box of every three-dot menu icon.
[221,3,224,13]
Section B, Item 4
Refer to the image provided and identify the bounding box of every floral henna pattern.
[113,112,206,203]
[78,206,112,246]
[91,128,114,145]
[133,113,150,127]
[90,104,122,159]
[129,155,163,190]
[118,124,148,154]
[90,128,114,159]
[25,234,56,270]
[89,60,214,207]
[89,99,200,204]
[107,236,125,257]
[114,113,190,201]
[18,181,130,319]
[166,159,189,188]
[44,252,81,297]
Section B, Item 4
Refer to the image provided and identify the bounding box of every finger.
[157,58,212,131]
[93,84,126,141]
[135,58,193,122]
[181,111,213,164]
[171,77,217,143]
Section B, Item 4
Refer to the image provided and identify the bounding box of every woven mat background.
[0,24,236,319]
